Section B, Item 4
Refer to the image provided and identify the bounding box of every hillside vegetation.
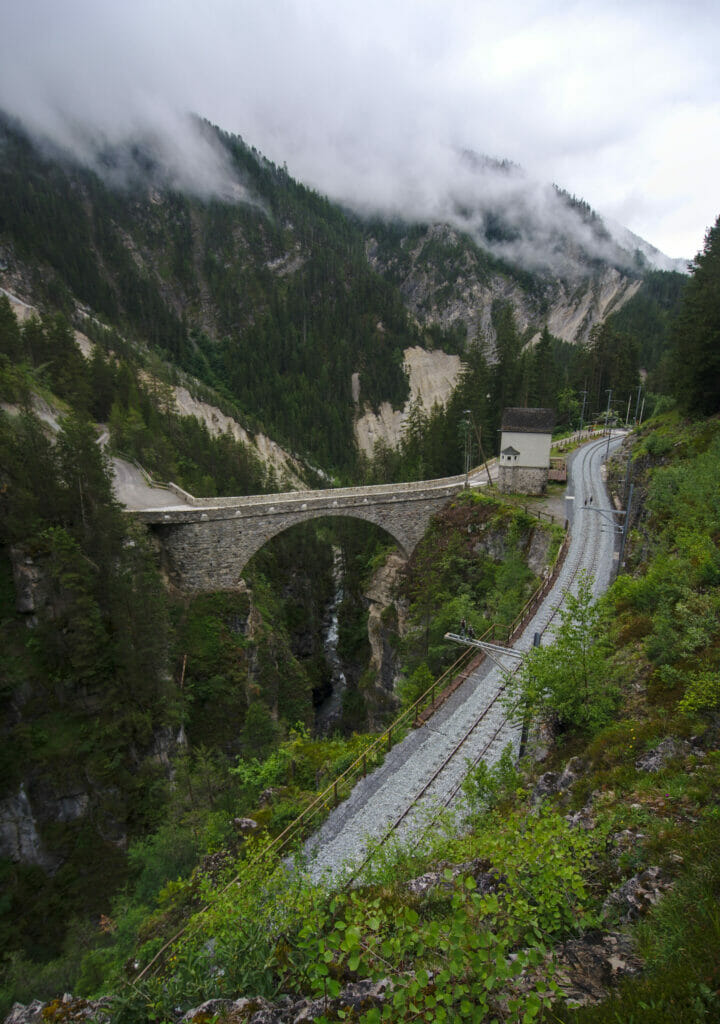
[3,413,718,1023]
[0,113,688,477]
[1,102,719,1020]
[0,297,560,1016]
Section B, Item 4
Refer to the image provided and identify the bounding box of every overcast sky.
[1,0,718,260]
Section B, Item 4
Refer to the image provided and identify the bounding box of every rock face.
[2,546,184,873]
[0,786,58,871]
[367,224,641,351]
[8,547,50,617]
[361,552,408,723]
[169,384,307,489]
[364,552,408,686]
[358,223,643,454]
[354,346,463,456]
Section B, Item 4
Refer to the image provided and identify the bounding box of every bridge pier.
[137,479,467,592]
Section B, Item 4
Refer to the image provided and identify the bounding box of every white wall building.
[498,407,555,494]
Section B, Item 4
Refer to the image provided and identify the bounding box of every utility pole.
[463,410,471,489]
[579,389,588,435]
[634,385,643,424]
[604,388,613,459]
[622,448,633,502]
[580,493,633,580]
[625,392,632,426]
[465,408,493,488]
[617,483,634,578]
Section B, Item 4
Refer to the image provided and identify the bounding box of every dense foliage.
[1,107,718,1020]
[0,410,175,959]
[397,492,556,700]
[670,215,720,416]
[0,114,419,472]
[61,414,719,1024]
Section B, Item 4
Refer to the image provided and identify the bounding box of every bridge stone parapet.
[133,474,471,592]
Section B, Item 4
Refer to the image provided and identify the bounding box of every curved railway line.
[305,433,625,883]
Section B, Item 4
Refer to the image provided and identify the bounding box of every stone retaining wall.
[498,465,548,495]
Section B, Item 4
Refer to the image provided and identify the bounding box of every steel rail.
[339,434,622,883]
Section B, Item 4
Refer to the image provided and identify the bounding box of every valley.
[0,109,718,1023]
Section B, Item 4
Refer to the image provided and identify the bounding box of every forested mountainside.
[0,294,558,1010]
[1,96,718,1019]
[4,403,720,1022]
[0,112,687,476]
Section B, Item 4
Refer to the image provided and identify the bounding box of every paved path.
[305,433,624,881]
[110,456,190,510]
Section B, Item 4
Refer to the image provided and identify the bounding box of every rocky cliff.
[367,222,642,351]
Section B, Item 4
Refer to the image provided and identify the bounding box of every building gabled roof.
[502,446,520,457]
[501,407,555,433]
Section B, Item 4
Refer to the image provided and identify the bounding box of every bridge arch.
[137,476,467,593]
[152,505,426,592]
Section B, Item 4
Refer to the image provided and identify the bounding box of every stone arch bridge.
[133,472,483,592]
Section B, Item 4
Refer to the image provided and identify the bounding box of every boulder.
[635,737,704,773]
[602,865,673,923]
[407,858,503,897]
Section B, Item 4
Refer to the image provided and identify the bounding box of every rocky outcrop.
[367,224,641,353]
[407,858,504,897]
[362,552,408,717]
[531,757,586,806]
[0,785,59,871]
[8,546,51,617]
[635,736,705,772]
[5,980,394,1024]
[545,930,643,1007]
[602,866,674,923]
[354,346,462,456]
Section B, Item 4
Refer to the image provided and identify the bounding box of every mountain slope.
[0,113,686,473]
[0,114,416,471]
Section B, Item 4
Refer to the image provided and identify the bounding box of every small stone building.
[498,407,555,495]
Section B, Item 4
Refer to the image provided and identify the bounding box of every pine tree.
[672,215,720,416]
[0,295,22,360]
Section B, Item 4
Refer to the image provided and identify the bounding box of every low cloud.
[1,0,717,259]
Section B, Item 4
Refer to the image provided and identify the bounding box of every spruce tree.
[672,215,720,416]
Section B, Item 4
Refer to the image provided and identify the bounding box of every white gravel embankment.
[305,434,625,882]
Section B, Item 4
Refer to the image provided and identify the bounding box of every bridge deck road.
[110,456,192,510]
[304,433,625,882]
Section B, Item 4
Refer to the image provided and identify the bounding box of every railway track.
[305,434,625,883]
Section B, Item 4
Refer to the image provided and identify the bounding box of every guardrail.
[114,449,500,510]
